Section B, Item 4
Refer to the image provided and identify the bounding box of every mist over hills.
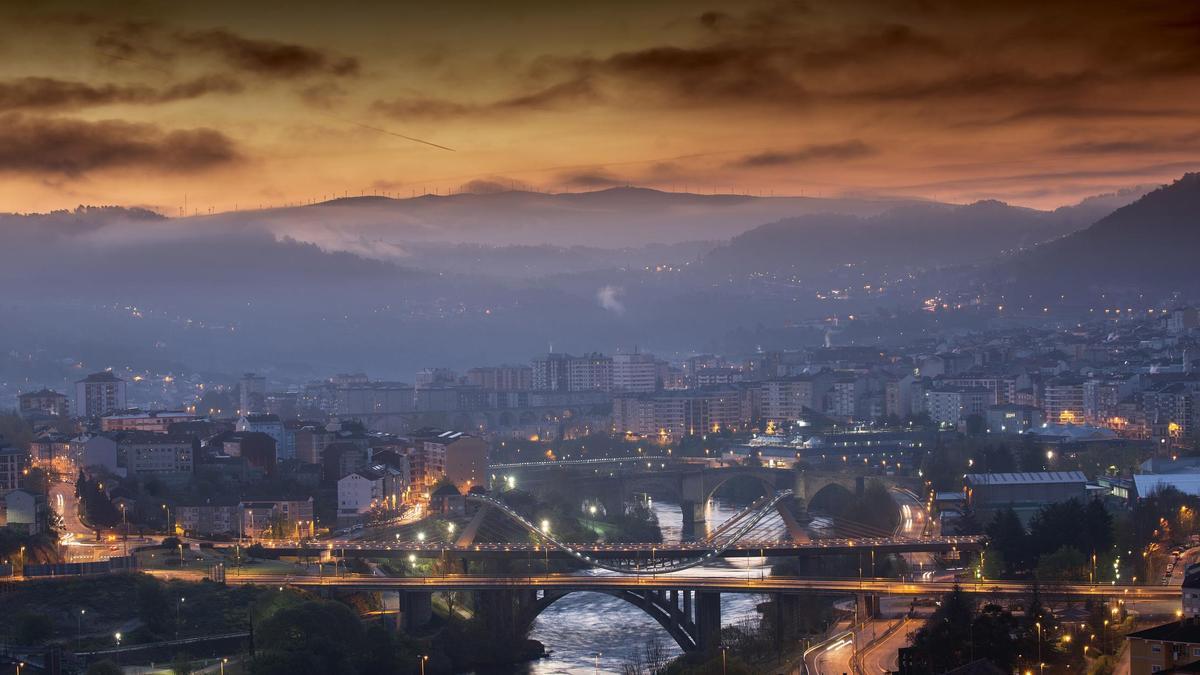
[698,199,1082,282]
[0,181,1166,378]
[181,186,933,252]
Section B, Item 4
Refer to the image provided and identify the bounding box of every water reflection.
[518,498,767,674]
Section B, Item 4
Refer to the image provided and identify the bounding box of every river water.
[515,498,770,675]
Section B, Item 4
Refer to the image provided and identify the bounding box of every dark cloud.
[1056,133,1200,155]
[462,179,514,194]
[75,16,359,80]
[558,170,627,189]
[371,1,1200,125]
[175,28,359,78]
[373,78,597,119]
[731,140,876,168]
[94,19,176,65]
[0,76,242,112]
[0,114,240,176]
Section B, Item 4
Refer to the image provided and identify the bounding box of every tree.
[985,508,1028,576]
[971,603,1019,670]
[1036,546,1089,582]
[1083,499,1115,557]
[908,585,976,672]
[253,600,367,674]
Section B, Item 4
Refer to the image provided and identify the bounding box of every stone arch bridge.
[498,460,907,539]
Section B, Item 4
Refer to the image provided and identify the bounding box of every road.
[810,625,856,675]
[50,480,111,563]
[859,617,915,674]
[142,568,1184,600]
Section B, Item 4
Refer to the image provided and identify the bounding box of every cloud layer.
[0,114,239,175]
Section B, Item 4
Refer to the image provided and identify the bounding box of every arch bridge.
[499,460,896,538]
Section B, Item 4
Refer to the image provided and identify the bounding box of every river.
[514,498,770,675]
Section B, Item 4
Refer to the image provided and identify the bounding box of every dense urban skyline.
[4,0,1200,213]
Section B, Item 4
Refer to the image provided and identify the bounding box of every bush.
[87,661,123,675]
[14,612,54,645]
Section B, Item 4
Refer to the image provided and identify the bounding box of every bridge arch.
[524,589,707,652]
[523,586,720,648]
[807,481,857,513]
[702,472,776,506]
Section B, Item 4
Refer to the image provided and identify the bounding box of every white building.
[75,371,127,418]
[926,388,990,428]
[337,465,409,522]
[612,352,658,393]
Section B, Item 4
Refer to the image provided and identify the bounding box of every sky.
[3,0,1200,214]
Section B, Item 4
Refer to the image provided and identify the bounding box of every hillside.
[998,173,1200,296]
[699,199,1085,282]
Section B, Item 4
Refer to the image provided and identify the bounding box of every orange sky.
[2,0,1199,214]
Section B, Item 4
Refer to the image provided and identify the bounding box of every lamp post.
[593,652,602,674]
[419,655,429,675]
[176,597,185,639]
[77,609,86,644]
[1035,621,1042,674]
[162,503,171,535]
[720,645,728,675]
[221,658,228,675]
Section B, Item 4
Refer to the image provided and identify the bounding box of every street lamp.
[221,658,228,675]
[419,655,429,675]
[1035,621,1042,674]
[77,609,86,644]
[593,652,602,674]
[719,645,728,675]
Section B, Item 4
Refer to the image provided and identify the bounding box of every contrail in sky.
[326,114,456,152]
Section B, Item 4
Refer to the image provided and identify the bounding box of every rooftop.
[964,471,1087,486]
[1128,620,1200,645]
[79,371,123,383]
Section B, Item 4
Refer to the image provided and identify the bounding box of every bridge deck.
[162,570,1178,600]
[259,535,984,559]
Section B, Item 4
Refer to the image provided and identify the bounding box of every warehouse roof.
[964,471,1087,486]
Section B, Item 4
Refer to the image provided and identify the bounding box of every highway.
[144,568,1184,600]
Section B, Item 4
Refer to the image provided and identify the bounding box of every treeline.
[984,498,1114,581]
[905,585,1125,674]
